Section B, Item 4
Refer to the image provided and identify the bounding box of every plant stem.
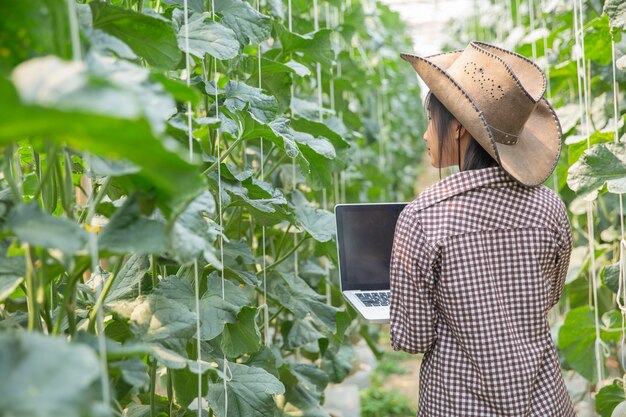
[150,358,157,417]
[52,258,91,335]
[263,153,288,179]
[32,142,60,201]
[24,245,39,331]
[223,206,242,233]
[167,368,173,416]
[258,235,309,276]
[273,224,293,261]
[88,255,126,331]
[259,143,276,177]
[4,145,21,203]
[78,176,112,224]
[259,305,284,332]
[202,136,246,175]
[151,255,158,287]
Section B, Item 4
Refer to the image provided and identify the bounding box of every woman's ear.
[457,124,468,139]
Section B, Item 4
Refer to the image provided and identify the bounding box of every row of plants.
[449,0,626,415]
[0,0,427,416]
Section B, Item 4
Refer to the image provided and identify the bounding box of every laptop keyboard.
[356,291,390,307]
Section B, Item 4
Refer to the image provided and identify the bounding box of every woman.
[390,41,575,416]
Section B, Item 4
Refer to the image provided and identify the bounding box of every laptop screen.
[335,203,408,291]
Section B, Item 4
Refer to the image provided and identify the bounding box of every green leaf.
[583,15,612,65]
[130,293,197,348]
[151,72,201,105]
[269,272,339,334]
[284,316,325,349]
[110,357,150,392]
[1,75,205,215]
[163,0,205,13]
[596,380,626,417]
[276,24,334,67]
[88,154,141,177]
[206,361,285,417]
[166,190,221,266]
[291,190,336,242]
[209,166,291,225]
[557,306,618,383]
[220,306,262,358]
[171,365,207,408]
[279,363,328,410]
[0,252,26,302]
[91,2,181,68]
[295,133,337,188]
[605,0,626,30]
[224,80,279,124]
[153,274,250,341]
[122,404,151,417]
[106,254,151,302]
[215,0,272,44]
[566,131,614,167]
[99,194,167,255]
[7,202,89,254]
[176,11,239,60]
[567,142,626,199]
[601,261,620,294]
[0,0,72,74]
[0,332,102,417]
[321,339,356,383]
[85,28,138,60]
[291,116,350,150]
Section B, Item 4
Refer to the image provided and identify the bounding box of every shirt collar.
[411,165,523,212]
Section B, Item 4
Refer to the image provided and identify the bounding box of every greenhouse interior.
[0,0,625,416]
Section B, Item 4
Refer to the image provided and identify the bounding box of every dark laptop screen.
[335,203,408,291]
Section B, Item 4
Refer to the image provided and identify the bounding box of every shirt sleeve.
[548,206,573,310]
[389,209,439,354]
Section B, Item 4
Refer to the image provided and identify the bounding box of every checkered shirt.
[390,165,575,416]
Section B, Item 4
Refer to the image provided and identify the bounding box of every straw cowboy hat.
[400,41,562,187]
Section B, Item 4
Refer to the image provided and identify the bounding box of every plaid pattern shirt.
[390,165,575,417]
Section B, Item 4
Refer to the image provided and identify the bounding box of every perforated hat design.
[400,41,563,187]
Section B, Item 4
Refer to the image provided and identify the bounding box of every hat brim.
[401,51,562,187]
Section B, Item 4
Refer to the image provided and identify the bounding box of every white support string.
[205,0,232,410]
[609,26,626,390]
[181,1,205,413]
[67,0,111,407]
[573,0,608,384]
[539,0,552,101]
[287,0,299,279]
[207,0,232,412]
[337,4,347,202]
[255,0,270,347]
[538,0,558,198]
[528,0,537,62]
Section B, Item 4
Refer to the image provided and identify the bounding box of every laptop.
[334,202,408,324]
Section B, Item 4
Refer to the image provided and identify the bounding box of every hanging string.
[180,1,205,413]
[528,0,537,61]
[539,0,552,101]
[609,25,626,392]
[66,0,111,407]
[573,0,608,384]
[255,0,270,347]
[287,0,299,279]
[538,0,559,200]
[207,0,232,412]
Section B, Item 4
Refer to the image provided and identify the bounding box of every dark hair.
[424,91,498,179]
